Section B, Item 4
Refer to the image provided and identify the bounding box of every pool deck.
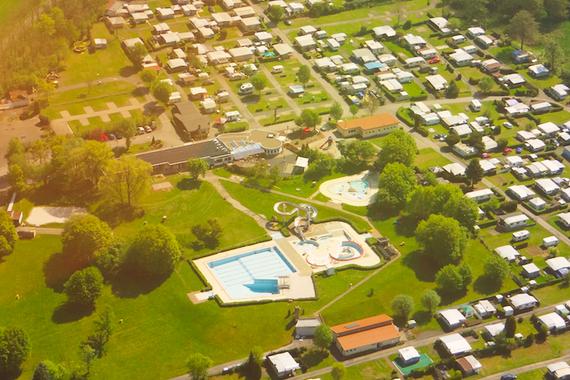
[318,171,379,207]
[193,240,316,304]
[193,222,380,304]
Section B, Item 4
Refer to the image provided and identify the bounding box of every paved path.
[479,352,570,380]
[314,254,399,315]
[207,173,269,230]
[259,64,303,115]
[17,227,63,235]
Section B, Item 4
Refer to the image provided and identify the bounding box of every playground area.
[194,202,379,304]
[319,171,379,206]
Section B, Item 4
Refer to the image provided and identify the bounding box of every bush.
[64,267,104,306]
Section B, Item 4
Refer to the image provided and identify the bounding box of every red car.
[481,153,490,158]
[428,56,440,64]
[503,147,513,155]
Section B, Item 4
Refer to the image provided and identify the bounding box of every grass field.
[43,81,142,120]
[0,237,300,379]
[113,177,269,258]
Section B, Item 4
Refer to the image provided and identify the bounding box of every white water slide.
[273,201,318,240]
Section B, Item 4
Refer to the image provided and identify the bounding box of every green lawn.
[320,357,394,380]
[44,81,141,120]
[415,148,451,170]
[273,171,345,198]
[0,237,301,379]
[220,180,371,232]
[476,334,570,378]
[113,177,270,258]
[60,23,133,85]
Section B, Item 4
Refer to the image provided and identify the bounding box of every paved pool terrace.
[193,222,380,304]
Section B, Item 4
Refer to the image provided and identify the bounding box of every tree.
[186,353,212,380]
[140,69,158,84]
[267,4,285,22]
[0,327,31,377]
[446,80,460,98]
[297,65,311,85]
[435,264,471,296]
[126,224,182,277]
[479,77,494,93]
[416,215,467,265]
[32,360,67,380]
[365,95,380,115]
[114,118,137,150]
[192,219,223,248]
[99,156,152,209]
[331,363,346,380]
[86,307,115,357]
[130,42,148,64]
[61,214,113,262]
[250,74,266,95]
[505,315,517,338]
[542,37,566,74]
[465,158,484,188]
[445,133,460,146]
[338,140,376,170]
[544,0,569,20]
[187,158,209,181]
[8,164,27,193]
[375,130,417,172]
[421,289,441,314]
[64,267,104,306]
[484,255,510,287]
[330,102,343,121]
[349,104,359,116]
[152,80,173,104]
[304,156,336,181]
[243,347,263,379]
[0,210,18,257]
[407,186,438,221]
[375,163,417,212]
[391,294,414,321]
[509,10,539,50]
[467,131,484,152]
[443,194,479,230]
[299,109,321,129]
[313,324,333,350]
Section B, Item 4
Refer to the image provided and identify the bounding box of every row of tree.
[0,0,107,94]
[7,137,152,210]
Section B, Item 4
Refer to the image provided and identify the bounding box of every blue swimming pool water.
[208,247,296,299]
[330,179,370,197]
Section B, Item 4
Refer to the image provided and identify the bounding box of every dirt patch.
[152,181,173,192]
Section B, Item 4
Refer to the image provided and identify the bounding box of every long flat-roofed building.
[337,113,400,138]
[331,314,400,357]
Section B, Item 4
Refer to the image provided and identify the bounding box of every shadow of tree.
[52,302,95,324]
[43,252,88,292]
[120,66,138,77]
[440,290,467,306]
[110,267,170,298]
[412,310,433,326]
[474,274,502,295]
[132,86,149,97]
[177,178,201,191]
[402,250,440,282]
[92,202,143,228]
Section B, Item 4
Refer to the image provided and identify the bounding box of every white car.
[239,82,254,95]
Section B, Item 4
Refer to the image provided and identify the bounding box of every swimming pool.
[319,172,379,206]
[208,247,296,299]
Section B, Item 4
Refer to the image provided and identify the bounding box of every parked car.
[500,375,517,380]
[144,126,152,133]
[503,122,514,129]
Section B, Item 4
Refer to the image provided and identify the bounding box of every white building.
[495,245,520,262]
[426,74,448,91]
[267,352,300,378]
[483,322,505,338]
[438,309,466,330]
[546,256,570,277]
[465,189,494,203]
[507,185,535,201]
[538,312,567,332]
[438,334,472,356]
[508,293,538,311]
[536,178,560,196]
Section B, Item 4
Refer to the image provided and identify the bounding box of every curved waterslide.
[273,201,318,240]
